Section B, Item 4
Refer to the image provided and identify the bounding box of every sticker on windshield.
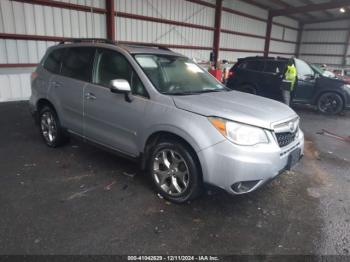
[185,63,204,73]
[136,56,158,69]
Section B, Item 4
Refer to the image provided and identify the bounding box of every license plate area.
[286,148,301,170]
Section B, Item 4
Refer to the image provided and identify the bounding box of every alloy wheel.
[40,111,57,144]
[152,149,190,196]
[319,94,342,114]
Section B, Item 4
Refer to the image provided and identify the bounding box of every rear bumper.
[197,129,304,194]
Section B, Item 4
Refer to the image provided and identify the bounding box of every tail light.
[228,69,235,78]
[31,72,38,83]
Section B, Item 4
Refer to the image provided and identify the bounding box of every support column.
[264,12,273,57]
[106,0,115,41]
[213,0,223,68]
[295,23,303,58]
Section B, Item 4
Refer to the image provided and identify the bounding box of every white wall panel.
[304,20,350,29]
[300,44,345,56]
[56,0,106,8]
[223,0,268,19]
[271,25,283,39]
[270,41,296,54]
[0,40,57,64]
[0,1,106,38]
[220,32,264,50]
[116,17,213,48]
[221,11,266,36]
[274,16,299,29]
[299,55,343,66]
[0,72,32,102]
[301,30,347,43]
[272,26,298,42]
[300,20,350,66]
[284,28,298,42]
[115,0,215,27]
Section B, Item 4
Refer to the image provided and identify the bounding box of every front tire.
[148,139,202,203]
[39,106,68,147]
[317,92,344,115]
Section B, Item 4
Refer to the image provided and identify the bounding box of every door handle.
[52,81,61,88]
[85,92,96,100]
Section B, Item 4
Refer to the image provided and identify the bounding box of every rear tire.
[317,92,344,115]
[148,139,202,203]
[39,106,68,147]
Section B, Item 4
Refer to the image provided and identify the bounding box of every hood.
[172,91,297,130]
[318,75,347,86]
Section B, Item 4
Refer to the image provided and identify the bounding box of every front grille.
[276,131,297,147]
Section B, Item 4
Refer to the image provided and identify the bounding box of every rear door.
[84,48,148,156]
[260,60,286,101]
[234,60,265,94]
[49,47,95,135]
[293,58,316,103]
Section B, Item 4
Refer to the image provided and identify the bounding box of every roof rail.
[59,38,115,45]
[120,43,172,51]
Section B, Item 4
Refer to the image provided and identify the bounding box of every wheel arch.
[34,98,57,123]
[141,130,202,177]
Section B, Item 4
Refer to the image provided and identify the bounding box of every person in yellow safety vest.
[282,59,297,106]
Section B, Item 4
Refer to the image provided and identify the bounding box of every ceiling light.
[340,7,346,13]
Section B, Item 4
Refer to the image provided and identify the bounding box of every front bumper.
[197,129,304,194]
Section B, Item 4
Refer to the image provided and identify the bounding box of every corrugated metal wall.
[0,0,299,102]
[115,0,215,62]
[220,0,298,61]
[0,0,106,102]
[299,20,350,68]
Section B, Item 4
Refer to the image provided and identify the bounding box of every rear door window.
[43,48,65,74]
[240,60,264,72]
[264,61,286,74]
[61,47,96,82]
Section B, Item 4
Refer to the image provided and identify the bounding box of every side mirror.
[110,79,133,102]
[110,79,131,94]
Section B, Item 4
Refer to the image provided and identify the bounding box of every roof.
[55,38,183,56]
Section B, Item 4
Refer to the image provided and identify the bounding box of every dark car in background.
[226,56,350,114]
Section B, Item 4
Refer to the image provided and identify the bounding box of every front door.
[293,58,317,103]
[84,48,149,156]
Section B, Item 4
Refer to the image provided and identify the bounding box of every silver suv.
[29,39,304,203]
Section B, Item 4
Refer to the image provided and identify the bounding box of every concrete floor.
[0,101,349,255]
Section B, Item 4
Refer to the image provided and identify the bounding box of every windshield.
[134,54,227,95]
[310,64,335,78]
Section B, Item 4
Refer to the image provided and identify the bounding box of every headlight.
[208,117,269,146]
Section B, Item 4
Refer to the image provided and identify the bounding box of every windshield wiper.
[195,88,229,94]
[161,91,198,96]
[162,88,230,96]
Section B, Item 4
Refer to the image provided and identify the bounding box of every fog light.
[231,180,261,194]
